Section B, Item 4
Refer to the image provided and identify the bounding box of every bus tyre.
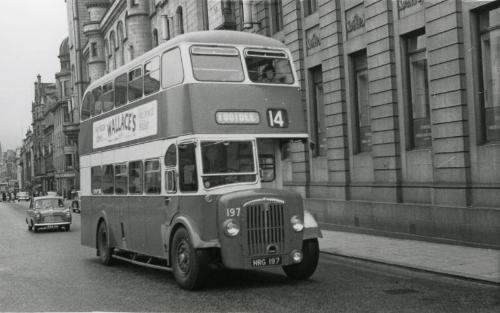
[97,221,114,266]
[171,228,209,290]
[282,239,319,280]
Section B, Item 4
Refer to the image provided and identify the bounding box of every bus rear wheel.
[97,221,114,265]
[282,238,319,280]
[171,227,209,290]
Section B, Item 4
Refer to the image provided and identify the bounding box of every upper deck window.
[128,67,143,102]
[190,46,244,82]
[102,82,114,113]
[245,49,294,84]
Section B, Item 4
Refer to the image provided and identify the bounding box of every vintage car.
[17,191,30,202]
[26,196,71,232]
[71,191,81,213]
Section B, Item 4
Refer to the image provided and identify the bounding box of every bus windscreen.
[201,141,256,189]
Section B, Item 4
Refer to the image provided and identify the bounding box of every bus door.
[257,139,285,190]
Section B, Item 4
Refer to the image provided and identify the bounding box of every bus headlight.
[223,219,240,237]
[290,215,304,232]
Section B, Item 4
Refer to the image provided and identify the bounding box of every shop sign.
[93,101,157,149]
[306,26,321,56]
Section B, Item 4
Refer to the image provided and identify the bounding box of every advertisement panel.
[93,101,158,149]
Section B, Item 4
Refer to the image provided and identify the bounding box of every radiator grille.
[246,202,285,256]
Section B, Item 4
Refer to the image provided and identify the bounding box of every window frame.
[127,66,144,103]
[161,47,184,88]
[128,160,144,194]
[144,158,161,194]
[190,45,245,83]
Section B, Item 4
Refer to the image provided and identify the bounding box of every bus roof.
[86,30,288,91]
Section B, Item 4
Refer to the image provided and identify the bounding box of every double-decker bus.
[79,30,322,290]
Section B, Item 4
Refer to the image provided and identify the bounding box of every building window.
[90,42,98,57]
[351,50,371,153]
[304,0,318,16]
[130,0,138,7]
[117,22,125,66]
[309,66,326,156]
[405,31,431,148]
[270,0,284,34]
[176,6,184,35]
[152,29,159,47]
[65,154,73,170]
[478,7,500,142]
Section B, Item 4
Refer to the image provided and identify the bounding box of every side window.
[114,163,127,194]
[115,73,128,107]
[128,67,143,102]
[91,166,103,195]
[144,159,161,194]
[81,92,92,120]
[161,48,184,88]
[128,160,143,194]
[102,82,114,113]
[102,164,114,194]
[164,144,177,193]
[178,143,198,192]
[259,154,275,182]
[144,57,160,95]
[164,144,177,167]
[92,87,103,116]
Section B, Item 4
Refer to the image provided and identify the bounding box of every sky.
[0,0,68,152]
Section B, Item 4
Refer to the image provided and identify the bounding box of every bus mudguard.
[94,210,113,251]
[303,210,323,240]
[163,214,221,258]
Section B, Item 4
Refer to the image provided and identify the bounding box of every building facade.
[65,0,500,247]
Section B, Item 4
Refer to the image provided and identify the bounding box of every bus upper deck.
[79,30,307,156]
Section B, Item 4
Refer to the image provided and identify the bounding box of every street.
[0,201,499,313]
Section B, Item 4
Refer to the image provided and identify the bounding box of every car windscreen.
[35,199,65,210]
[190,46,244,82]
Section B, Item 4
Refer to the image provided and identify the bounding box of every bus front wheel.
[171,227,210,290]
[97,221,114,266]
[282,239,319,280]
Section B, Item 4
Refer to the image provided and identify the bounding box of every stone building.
[19,129,34,192]
[31,75,57,193]
[53,38,79,196]
[65,0,500,247]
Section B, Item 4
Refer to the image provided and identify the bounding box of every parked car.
[17,191,30,202]
[26,196,71,232]
[71,191,81,213]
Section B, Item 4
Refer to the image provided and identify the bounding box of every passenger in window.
[261,64,276,83]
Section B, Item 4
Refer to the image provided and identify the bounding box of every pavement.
[319,229,500,284]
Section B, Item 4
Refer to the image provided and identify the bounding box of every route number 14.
[267,109,288,128]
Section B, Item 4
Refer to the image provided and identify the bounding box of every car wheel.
[282,239,319,280]
[66,225,71,232]
[171,227,210,290]
[97,221,114,265]
[27,220,32,231]
[33,224,38,233]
